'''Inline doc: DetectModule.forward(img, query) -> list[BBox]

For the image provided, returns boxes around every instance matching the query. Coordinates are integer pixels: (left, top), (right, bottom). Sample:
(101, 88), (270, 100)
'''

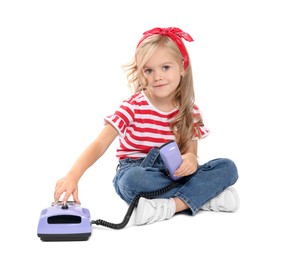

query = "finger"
(174, 163), (185, 175)
(54, 189), (63, 203)
(61, 191), (72, 205)
(174, 164), (187, 176)
(55, 179), (63, 190)
(73, 189), (80, 204)
(54, 183), (68, 202)
(174, 167), (191, 177)
(173, 171), (184, 178)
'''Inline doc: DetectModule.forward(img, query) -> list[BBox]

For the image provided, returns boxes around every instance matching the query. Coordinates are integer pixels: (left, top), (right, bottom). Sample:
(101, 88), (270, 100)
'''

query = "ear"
(180, 68), (185, 77)
(180, 60), (186, 75)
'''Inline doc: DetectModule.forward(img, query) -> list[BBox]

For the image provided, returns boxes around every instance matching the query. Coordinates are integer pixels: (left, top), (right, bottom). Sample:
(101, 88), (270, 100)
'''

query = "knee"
(117, 166), (146, 189)
(114, 166), (147, 203)
(204, 158), (238, 184)
(220, 158), (238, 184)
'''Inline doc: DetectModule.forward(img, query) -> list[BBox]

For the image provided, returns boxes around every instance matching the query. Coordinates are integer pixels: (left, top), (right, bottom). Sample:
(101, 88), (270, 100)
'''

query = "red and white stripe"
(105, 91), (209, 159)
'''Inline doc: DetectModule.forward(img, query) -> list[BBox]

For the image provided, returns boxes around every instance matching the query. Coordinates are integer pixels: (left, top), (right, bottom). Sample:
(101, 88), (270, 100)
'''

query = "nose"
(153, 70), (163, 82)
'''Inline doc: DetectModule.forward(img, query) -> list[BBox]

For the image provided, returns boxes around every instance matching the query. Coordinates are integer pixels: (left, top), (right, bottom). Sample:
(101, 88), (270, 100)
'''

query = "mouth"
(153, 83), (167, 88)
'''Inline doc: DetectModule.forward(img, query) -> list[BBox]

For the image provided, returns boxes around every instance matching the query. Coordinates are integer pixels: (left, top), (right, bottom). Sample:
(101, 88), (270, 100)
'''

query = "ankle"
(174, 197), (189, 212)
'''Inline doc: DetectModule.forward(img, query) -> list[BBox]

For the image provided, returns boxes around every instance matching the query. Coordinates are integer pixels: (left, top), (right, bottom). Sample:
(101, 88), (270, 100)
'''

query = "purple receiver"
(159, 141), (183, 181)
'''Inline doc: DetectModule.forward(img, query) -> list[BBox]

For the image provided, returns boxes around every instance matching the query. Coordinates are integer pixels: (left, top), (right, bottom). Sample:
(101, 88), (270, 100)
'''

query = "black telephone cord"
(91, 181), (180, 229)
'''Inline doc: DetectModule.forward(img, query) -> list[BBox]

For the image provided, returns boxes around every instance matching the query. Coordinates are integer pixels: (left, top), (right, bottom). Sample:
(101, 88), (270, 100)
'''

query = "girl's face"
(142, 46), (183, 110)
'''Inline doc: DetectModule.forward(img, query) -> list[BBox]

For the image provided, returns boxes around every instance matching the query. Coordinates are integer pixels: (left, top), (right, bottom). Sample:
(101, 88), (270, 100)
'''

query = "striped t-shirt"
(104, 91), (209, 159)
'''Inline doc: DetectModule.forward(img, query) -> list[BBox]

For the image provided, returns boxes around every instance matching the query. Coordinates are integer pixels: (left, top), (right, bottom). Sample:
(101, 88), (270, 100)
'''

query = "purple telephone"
(37, 141), (184, 241)
(159, 141), (183, 181)
(37, 201), (92, 241)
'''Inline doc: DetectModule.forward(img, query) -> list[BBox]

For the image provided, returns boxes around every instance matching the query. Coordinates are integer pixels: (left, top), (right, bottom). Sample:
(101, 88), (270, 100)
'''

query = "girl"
(54, 27), (239, 226)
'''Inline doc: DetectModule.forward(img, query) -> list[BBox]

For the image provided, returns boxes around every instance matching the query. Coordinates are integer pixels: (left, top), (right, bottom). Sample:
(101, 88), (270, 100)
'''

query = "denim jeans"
(113, 148), (238, 215)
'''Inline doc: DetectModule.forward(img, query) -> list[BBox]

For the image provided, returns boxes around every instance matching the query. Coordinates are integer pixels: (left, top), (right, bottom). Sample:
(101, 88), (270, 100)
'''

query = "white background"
(1, 0), (295, 259)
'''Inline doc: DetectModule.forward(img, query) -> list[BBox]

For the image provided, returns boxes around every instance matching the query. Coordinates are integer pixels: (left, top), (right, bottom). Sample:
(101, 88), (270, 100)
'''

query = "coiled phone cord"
(91, 181), (180, 229)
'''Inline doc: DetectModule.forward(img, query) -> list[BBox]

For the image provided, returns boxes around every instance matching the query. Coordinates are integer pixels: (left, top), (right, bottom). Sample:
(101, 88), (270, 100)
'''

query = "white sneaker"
(201, 187), (240, 212)
(135, 198), (176, 225)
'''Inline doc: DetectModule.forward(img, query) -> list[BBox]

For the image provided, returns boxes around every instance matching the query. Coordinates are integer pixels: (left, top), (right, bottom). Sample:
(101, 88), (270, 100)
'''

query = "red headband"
(137, 27), (194, 70)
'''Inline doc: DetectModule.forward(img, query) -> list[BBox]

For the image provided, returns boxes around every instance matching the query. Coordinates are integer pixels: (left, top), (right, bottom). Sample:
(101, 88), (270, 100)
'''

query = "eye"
(144, 68), (153, 74)
(162, 65), (170, 71)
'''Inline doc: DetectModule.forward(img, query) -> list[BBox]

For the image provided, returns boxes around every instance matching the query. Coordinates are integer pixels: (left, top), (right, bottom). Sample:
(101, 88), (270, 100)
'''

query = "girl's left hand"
(173, 153), (198, 178)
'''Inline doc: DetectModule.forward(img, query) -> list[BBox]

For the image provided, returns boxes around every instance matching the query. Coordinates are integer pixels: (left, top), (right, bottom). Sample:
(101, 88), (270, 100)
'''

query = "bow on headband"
(137, 27), (194, 70)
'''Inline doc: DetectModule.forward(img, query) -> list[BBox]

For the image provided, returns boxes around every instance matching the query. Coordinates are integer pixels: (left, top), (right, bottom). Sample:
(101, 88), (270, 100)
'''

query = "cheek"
(172, 75), (182, 86)
(145, 76), (153, 85)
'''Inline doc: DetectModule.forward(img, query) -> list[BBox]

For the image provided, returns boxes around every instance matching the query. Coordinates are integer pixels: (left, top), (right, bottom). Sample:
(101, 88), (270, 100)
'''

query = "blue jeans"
(113, 148), (238, 215)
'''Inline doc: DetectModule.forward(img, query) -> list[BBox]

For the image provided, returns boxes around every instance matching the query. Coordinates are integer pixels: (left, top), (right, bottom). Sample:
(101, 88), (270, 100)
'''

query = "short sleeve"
(196, 124), (210, 139)
(104, 100), (135, 138)
(193, 105), (210, 140)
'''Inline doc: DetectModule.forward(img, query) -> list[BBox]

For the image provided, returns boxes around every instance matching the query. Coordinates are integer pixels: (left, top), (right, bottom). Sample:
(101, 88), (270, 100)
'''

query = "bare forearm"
(66, 124), (118, 181)
(67, 139), (103, 181)
(54, 124), (118, 203)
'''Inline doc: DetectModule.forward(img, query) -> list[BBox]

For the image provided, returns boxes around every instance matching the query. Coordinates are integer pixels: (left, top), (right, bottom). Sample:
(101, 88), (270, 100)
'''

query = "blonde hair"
(122, 35), (204, 154)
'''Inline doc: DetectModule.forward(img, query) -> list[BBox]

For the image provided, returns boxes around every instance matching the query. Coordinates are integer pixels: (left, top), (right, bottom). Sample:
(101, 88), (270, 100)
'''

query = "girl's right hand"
(54, 176), (80, 205)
